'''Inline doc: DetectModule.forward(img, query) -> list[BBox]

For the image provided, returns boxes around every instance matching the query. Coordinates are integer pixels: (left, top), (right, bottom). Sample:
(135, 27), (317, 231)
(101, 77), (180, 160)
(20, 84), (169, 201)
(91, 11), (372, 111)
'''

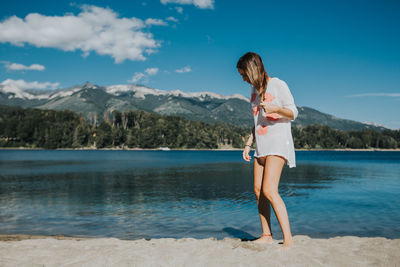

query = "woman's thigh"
(262, 155), (285, 193)
(254, 156), (265, 191)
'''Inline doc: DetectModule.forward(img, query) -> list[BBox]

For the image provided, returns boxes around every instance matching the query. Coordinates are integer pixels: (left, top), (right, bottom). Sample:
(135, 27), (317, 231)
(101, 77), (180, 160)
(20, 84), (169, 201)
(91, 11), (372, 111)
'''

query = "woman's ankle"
(283, 237), (294, 244)
(283, 235), (293, 241)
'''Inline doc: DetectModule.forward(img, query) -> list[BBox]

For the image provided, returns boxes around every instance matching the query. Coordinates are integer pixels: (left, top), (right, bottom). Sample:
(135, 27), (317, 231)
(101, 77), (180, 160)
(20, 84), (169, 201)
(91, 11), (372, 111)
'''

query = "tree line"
(292, 124), (399, 149)
(0, 105), (399, 149)
(0, 105), (247, 149)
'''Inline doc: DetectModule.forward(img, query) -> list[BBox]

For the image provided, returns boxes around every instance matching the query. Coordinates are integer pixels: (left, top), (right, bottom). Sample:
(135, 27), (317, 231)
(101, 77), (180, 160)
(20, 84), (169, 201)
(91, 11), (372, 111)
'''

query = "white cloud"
(346, 93), (400, 97)
(165, 16), (179, 22)
(0, 5), (160, 63)
(1, 78), (59, 90)
(161, 0), (214, 9)
(175, 66), (191, 73)
(145, 67), (159, 75)
(145, 18), (168, 26)
(3, 62), (45, 71)
(128, 67), (159, 83)
(128, 73), (146, 83)
(175, 7), (184, 13)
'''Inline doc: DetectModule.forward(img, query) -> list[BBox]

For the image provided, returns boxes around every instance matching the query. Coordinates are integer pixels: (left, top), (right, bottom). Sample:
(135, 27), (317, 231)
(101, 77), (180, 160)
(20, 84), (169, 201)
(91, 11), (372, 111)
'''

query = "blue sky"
(1, 0), (399, 128)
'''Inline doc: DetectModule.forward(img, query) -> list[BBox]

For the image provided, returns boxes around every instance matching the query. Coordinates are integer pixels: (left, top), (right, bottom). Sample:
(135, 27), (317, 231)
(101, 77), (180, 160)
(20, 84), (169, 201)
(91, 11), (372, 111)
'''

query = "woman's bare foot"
(278, 238), (294, 251)
(252, 235), (273, 244)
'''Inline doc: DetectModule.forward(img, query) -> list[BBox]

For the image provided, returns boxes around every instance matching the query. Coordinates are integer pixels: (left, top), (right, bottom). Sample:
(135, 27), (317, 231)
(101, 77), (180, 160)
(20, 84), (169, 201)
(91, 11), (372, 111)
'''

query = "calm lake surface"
(0, 150), (399, 240)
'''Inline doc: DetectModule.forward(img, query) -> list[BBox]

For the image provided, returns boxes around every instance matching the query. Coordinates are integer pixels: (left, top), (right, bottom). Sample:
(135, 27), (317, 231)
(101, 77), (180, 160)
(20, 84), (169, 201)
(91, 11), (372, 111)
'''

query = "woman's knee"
(262, 187), (279, 202)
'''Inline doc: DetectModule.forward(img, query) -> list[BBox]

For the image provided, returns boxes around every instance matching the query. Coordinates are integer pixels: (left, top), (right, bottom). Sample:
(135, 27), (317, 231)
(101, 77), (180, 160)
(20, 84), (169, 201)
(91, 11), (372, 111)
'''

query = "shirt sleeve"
(279, 80), (298, 121)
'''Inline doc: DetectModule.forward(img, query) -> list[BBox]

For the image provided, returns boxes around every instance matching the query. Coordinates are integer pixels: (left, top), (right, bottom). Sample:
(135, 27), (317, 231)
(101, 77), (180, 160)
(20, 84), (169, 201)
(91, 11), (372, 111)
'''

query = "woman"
(237, 52), (298, 248)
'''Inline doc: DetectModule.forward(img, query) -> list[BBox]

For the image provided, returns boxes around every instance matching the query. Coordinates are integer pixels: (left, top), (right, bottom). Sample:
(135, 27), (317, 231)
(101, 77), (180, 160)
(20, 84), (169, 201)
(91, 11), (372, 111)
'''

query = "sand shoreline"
(0, 234), (93, 242)
(0, 234), (399, 266)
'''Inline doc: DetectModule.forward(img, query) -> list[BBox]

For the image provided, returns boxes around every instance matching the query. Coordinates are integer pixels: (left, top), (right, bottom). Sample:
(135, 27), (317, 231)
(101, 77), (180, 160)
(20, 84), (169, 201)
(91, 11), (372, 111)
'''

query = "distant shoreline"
(1, 147), (400, 152)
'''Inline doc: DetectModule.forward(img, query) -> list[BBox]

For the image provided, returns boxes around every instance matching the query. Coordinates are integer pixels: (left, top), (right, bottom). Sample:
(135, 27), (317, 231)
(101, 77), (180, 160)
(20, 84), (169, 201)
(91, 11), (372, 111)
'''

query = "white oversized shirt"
(250, 77), (298, 168)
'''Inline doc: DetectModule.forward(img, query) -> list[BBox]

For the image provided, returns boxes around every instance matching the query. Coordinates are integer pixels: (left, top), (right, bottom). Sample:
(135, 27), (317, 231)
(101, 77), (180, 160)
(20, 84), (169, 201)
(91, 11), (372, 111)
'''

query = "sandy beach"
(0, 234), (399, 266)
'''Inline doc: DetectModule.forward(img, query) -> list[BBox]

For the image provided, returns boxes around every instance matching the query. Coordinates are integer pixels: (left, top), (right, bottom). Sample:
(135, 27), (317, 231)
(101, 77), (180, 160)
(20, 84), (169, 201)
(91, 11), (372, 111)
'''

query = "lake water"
(0, 150), (399, 240)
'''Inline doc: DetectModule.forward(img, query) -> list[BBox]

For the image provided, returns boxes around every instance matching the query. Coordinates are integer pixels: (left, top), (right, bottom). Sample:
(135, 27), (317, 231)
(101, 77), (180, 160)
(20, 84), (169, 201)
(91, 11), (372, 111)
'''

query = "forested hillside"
(0, 105), (247, 149)
(0, 105), (399, 150)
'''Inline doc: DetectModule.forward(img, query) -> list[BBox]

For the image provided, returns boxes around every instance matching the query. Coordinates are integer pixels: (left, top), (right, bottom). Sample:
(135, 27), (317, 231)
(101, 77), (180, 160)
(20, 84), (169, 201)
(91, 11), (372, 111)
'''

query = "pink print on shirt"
(266, 113), (280, 121)
(263, 92), (275, 103)
(256, 125), (268, 136)
(262, 92), (279, 121)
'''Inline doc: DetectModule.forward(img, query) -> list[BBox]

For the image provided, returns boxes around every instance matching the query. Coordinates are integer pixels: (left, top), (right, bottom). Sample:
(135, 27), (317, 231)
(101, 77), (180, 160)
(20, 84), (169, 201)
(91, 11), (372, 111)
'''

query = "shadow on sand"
(223, 227), (257, 241)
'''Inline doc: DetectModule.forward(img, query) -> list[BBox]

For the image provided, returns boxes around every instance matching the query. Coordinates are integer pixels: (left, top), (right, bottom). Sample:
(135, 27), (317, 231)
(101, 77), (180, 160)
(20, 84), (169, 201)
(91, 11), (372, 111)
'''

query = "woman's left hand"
(243, 145), (251, 162)
(259, 102), (280, 114)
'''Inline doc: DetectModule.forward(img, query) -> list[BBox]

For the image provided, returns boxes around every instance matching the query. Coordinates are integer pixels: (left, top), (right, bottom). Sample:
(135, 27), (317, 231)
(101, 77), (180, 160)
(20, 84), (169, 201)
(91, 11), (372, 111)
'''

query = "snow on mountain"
(47, 83), (98, 100)
(364, 121), (386, 128)
(0, 81), (250, 102)
(106, 84), (250, 102)
(106, 84), (170, 99)
(0, 82), (100, 100)
(48, 88), (81, 99)
(0, 83), (48, 100)
(169, 89), (249, 102)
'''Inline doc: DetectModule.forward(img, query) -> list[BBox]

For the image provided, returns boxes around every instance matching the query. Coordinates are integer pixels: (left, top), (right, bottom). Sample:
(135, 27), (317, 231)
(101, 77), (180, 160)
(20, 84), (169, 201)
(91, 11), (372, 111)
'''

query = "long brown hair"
(236, 52), (269, 101)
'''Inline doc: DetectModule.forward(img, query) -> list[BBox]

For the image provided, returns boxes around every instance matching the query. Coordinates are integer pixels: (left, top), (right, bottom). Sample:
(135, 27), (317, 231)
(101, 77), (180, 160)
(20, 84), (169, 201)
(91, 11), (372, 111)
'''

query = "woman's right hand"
(243, 145), (251, 162)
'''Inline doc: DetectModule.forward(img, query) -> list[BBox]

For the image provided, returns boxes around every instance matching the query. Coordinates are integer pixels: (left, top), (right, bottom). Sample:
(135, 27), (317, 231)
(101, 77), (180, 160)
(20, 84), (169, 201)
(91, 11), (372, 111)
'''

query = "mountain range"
(0, 81), (387, 131)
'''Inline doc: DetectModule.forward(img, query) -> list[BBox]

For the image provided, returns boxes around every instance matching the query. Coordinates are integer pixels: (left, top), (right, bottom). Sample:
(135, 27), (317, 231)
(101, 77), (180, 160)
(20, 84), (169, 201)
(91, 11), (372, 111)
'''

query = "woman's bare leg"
(252, 156), (273, 244)
(262, 155), (294, 247)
